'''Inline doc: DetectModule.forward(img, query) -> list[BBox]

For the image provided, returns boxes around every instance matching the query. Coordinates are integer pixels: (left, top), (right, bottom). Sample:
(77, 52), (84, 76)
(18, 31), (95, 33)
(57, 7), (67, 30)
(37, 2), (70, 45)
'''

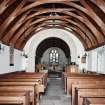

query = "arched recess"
(35, 37), (71, 68)
(24, 28), (85, 72)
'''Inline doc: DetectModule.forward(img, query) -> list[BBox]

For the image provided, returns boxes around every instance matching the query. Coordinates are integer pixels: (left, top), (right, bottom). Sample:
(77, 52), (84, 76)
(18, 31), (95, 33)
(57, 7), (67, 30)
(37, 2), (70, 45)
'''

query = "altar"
(48, 65), (62, 78)
(49, 65), (62, 72)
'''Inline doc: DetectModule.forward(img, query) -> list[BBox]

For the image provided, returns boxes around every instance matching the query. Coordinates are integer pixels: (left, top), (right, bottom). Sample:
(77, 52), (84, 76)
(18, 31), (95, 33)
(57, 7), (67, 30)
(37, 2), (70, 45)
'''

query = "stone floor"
(39, 78), (71, 105)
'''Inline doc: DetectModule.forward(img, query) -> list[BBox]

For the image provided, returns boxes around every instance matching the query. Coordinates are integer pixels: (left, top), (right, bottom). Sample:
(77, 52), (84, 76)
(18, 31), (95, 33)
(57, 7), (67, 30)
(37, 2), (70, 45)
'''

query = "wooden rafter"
(0, 0), (105, 51)
(0, 0), (26, 39)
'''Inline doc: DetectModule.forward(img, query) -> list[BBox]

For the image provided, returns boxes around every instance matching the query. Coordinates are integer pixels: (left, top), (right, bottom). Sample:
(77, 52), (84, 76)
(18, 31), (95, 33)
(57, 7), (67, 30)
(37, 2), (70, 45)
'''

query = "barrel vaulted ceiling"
(0, 0), (105, 51)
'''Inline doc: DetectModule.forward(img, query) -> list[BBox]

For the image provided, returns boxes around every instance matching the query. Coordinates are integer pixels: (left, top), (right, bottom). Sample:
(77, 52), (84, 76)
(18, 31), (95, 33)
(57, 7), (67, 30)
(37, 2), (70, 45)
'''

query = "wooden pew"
(63, 70), (105, 105)
(0, 72), (48, 91)
(77, 89), (105, 105)
(0, 77), (44, 100)
(83, 97), (105, 105)
(0, 78), (40, 105)
(72, 84), (105, 105)
(0, 77), (45, 93)
(0, 91), (30, 105)
(0, 70), (26, 76)
(0, 82), (39, 105)
(64, 72), (105, 94)
(0, 72), (48, 105)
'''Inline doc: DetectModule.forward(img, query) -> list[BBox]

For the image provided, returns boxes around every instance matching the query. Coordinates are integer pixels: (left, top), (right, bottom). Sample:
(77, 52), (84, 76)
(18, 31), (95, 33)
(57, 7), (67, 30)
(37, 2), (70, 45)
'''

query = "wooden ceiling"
(0, 0), (105, 51)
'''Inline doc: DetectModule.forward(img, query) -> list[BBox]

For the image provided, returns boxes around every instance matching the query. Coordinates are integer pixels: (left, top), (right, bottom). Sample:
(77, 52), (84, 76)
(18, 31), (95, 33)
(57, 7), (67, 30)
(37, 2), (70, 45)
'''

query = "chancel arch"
(24, 28), (85, 72)
(35, 37), (70, 71)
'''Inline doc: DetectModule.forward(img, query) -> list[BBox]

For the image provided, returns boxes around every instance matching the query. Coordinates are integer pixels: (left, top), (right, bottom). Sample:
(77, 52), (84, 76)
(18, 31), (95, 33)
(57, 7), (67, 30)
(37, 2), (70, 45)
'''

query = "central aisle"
(39, 78), (71, 105)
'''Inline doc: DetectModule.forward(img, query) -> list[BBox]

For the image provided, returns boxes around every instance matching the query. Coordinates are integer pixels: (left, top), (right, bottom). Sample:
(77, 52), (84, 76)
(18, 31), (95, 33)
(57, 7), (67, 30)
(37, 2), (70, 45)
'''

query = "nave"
(1, 0), (105, 105)
(39, 78), (70, 105)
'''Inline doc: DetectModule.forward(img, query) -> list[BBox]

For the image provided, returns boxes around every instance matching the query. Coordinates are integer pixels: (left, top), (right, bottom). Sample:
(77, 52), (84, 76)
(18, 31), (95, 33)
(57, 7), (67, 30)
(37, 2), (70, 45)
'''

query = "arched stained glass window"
(50, 49), (59, 64)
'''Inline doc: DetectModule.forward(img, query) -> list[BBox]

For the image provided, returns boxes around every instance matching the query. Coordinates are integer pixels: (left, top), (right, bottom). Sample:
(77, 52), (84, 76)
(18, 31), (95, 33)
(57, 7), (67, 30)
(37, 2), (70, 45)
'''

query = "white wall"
(0, 44), (22, 74)
(1, 30), (105, 74)
(24, 28), (85, 72)
(87, 46), (105, 73)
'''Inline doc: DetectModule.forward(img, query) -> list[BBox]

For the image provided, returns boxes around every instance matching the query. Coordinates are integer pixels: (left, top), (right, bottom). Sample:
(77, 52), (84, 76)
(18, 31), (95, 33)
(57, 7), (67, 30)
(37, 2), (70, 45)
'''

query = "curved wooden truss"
(0, 0), (105, 51)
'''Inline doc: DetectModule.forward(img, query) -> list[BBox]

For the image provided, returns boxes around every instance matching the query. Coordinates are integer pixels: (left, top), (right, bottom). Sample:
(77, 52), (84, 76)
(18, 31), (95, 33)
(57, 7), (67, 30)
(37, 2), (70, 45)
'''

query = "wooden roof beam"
(76, 10), (105, 43)
(26, 0), (79, 2)
(19, 1), (103, 44)
(2, 11), (30, 43)
(91, 0), (105, 14)
(16, 20), (91, 49)
(0, 0), (26, 39)
(80, 0), (105, 37)
(1, 8), (74, 43)
(18, 25), (88, 50)
(26, 9), (98, 45)
(9, 19), (32, 44)
(0, 0), (17, 15)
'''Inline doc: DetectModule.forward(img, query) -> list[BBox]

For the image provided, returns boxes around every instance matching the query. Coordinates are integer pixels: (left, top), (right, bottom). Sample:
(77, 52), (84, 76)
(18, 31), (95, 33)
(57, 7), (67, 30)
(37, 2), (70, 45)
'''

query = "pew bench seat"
(72, 84), (105, 105)
(0, 83), (37, 105)
(0, 91), (30, 105)
(77, 89), (105, 105)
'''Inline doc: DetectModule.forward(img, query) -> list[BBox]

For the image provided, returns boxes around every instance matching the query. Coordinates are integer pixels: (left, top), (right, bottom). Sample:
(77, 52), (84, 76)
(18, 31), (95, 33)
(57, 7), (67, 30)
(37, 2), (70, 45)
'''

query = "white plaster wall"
(87, 50), (98, 72)
(24, 28), (85, 72)
(92, 51), (98, 72)
(87, 51), (92, 71)
(87, 46), (105, 74)
(0, 44), (22, 74)
(101, 52), (105, 73)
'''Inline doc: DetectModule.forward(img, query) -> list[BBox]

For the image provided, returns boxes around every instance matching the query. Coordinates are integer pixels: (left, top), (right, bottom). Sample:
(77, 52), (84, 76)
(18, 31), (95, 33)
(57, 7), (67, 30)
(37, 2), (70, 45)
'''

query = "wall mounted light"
(77, 56), (80, 58)
(81, 53), (87, 63)
(81, 56), (86, 63)
(21, 50), (28, 58)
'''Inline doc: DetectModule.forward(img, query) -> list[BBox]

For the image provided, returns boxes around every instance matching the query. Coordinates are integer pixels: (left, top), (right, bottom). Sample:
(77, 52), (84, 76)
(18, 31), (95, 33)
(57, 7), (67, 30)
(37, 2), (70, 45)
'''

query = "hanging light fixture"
(50, 3), (58, 17)
(49, 3), (59, 26)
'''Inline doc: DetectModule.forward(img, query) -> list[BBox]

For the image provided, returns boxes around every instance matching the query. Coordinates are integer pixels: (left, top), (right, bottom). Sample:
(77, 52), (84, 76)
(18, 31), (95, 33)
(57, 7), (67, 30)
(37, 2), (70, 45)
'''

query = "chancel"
(1, 0), (105, 105)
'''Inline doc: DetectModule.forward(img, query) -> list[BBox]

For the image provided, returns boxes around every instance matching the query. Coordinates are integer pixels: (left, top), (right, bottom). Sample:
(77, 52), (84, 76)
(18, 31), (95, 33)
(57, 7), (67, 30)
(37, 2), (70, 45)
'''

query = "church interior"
(1, 0), (105, 105)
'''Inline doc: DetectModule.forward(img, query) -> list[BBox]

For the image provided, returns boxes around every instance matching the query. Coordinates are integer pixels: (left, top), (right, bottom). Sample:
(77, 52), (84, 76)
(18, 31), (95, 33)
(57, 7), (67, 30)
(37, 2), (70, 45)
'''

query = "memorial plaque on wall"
(10, 44), (14, 66)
